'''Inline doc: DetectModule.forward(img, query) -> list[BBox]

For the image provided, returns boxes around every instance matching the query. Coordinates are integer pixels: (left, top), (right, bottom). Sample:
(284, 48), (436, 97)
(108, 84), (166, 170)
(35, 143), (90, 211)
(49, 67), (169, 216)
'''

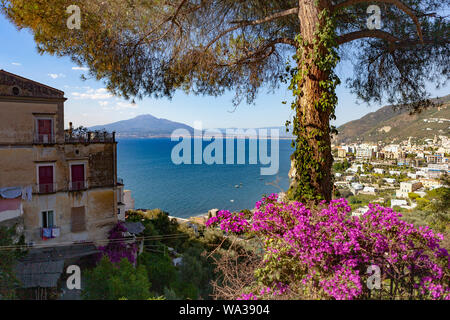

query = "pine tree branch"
(229, 8), (300, 26)
(205, 8), (299, 50)
(216, 37), (294, 67)
(337, 29), (448, 48)
(133, 0), (190, 50)
(337, 30), (401, 44)
(333, 0), (424, 42)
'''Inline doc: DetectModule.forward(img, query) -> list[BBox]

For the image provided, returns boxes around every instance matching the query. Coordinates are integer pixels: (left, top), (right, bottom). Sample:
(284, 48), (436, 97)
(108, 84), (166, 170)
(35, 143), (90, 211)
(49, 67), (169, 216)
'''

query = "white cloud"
(48, 73), (66, 79)
(72, 87), (112, 100)
(11, 62), (21, 66)
(72, 66), (89, 71)
(99, 101), (109, 106)
(116, 102), (138, 109)
(102, 101), (138, 111)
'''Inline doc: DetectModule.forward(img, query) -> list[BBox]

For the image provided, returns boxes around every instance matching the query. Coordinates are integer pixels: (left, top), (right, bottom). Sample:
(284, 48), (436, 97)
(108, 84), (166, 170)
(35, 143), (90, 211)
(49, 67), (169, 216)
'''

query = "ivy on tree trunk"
(287, 1), (340, 202)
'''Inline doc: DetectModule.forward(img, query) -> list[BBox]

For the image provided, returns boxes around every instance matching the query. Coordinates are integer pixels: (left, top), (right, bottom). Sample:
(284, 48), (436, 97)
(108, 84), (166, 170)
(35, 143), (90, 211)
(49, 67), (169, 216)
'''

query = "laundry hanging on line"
(0, 186), (33, 201)
(0, 186), (22, 199)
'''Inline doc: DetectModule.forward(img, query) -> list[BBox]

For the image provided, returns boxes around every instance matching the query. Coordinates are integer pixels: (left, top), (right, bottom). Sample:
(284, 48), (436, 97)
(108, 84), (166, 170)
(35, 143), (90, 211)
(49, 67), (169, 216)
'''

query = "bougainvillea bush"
(98, 222), (138, 264)
(206, 194), (449, 300)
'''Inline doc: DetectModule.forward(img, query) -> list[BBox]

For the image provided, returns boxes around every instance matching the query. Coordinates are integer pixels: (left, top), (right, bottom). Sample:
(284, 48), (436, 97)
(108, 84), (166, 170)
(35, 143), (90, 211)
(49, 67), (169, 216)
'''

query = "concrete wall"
(0, 100), (64, 144)
(124, 190), (135, 212)
(0, 142), (116, 191)
(22, 188), (117, 245)
(0, 142), (118, 244)
(0, 97), (118, 245)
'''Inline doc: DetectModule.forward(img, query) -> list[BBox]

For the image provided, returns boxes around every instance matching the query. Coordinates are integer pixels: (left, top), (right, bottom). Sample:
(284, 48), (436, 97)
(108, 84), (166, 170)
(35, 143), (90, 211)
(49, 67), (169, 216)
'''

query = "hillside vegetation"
(335, 95), (450, 144)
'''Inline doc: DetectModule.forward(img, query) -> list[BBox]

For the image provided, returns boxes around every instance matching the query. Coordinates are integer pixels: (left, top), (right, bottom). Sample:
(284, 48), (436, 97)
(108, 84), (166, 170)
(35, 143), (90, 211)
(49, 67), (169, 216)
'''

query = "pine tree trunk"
(288, 0), (334, 202)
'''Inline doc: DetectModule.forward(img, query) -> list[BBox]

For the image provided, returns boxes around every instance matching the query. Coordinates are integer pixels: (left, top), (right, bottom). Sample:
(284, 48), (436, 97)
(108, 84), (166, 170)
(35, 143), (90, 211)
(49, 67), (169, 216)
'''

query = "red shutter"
(71, 164), (85, 190)
(38, 119), (52, 143)
(39, 166), (54, 193)
(38, 119), (52, 134)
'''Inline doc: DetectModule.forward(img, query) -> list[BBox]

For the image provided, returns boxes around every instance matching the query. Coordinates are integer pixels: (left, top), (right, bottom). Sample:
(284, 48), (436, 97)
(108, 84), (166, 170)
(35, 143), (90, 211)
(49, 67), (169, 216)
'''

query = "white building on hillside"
(407, 172), (417, 179)
(391, 199), (408, 208)
(362, 186), (376, 194)
(396, 181), (423, 198)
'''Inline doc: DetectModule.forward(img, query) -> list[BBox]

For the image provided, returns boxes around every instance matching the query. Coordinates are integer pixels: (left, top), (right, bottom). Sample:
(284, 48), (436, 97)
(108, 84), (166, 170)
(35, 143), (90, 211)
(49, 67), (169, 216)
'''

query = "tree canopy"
(0, 226), (25, 299)
(82, 256), (151, 300)
(2, 0), (447, 107)
(2, 0), (448, 200)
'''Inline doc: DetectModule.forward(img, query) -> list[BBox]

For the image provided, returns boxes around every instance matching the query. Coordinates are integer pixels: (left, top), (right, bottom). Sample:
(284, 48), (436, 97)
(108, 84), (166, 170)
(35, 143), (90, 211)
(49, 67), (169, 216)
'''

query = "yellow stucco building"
(0, 70), (121, 245)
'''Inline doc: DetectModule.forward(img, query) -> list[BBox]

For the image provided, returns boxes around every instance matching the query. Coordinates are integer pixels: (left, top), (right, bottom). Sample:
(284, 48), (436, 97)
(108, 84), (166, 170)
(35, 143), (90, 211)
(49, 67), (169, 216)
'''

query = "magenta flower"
(207, 194), (450, 300)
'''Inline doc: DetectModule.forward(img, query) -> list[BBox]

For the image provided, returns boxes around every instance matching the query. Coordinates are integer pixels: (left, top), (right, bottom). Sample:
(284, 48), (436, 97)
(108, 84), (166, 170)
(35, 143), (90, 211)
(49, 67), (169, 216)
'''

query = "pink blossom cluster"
(206, 194), (450, 300)
(98, 221), (138, 264)
(237, 292), (257, 300)
(319, 265), (363, 300)
(238, 283), (289, 300)
(206, 210), (249, 234)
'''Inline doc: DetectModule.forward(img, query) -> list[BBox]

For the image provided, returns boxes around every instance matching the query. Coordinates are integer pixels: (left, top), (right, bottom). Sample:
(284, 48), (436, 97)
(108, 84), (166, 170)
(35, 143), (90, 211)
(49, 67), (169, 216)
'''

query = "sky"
(0, 14), (448, 130)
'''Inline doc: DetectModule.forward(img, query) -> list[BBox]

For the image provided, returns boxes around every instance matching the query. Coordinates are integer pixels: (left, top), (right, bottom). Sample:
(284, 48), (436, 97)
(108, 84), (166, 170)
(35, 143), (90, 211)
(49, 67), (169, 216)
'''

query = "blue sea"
(117, 138), (294, 218)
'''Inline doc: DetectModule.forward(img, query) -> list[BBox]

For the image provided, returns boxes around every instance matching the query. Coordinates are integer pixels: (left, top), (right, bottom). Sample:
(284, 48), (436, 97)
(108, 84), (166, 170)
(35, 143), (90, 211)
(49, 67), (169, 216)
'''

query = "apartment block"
(0, 70), (120, 245)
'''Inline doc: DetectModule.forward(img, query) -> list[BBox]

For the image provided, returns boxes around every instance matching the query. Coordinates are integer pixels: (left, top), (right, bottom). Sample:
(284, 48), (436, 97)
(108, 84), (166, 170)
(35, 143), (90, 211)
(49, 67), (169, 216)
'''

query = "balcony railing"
(36, 183), (57, 194)
(33, 133), (56, 144)
(69, 180), (88, 191)
(65, 130), (115, 144)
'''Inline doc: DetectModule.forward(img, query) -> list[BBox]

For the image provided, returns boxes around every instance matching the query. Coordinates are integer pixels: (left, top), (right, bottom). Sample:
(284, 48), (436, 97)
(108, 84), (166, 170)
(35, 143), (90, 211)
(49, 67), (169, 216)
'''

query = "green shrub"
(177, 247), (215, 299)
(83, 256), (151, 300)
(139, 252), (177, 294)
(408, 192), (419, 200)
(173, 281), (199, 300)
(0, 226), (25, 299)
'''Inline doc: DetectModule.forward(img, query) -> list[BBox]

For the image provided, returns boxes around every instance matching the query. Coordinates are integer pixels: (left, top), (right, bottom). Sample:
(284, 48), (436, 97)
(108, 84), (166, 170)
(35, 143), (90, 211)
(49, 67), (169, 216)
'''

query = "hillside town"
(332, 134), (450, 215)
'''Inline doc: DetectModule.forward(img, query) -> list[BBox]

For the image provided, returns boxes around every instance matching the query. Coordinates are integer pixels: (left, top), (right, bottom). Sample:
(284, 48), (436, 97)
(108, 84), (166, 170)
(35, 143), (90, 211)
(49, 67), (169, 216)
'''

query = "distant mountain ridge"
(90, 115), (294, 138)
(90, 114), (194, 137)
(333, 95), (450, 144)
(90, 95), (450, 140)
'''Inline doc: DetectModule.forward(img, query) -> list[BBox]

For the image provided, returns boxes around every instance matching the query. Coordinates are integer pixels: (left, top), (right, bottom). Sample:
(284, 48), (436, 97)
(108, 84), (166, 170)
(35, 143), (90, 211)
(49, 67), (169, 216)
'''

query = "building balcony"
(69, 180), (88, 191)
(33, 133), (56, 144)
(33, 180), (119, 194)
(65, 130), (115, 144)
(35, 183), (57, 194)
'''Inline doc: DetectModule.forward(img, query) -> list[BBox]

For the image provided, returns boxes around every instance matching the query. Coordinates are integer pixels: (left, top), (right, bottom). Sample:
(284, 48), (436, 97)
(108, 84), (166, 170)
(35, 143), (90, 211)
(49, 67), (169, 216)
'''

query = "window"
(38, 165), (54, 193)
(70, 164), (86, 190)
(36, 118), (54, 143)
(42, 210), (55, 228)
